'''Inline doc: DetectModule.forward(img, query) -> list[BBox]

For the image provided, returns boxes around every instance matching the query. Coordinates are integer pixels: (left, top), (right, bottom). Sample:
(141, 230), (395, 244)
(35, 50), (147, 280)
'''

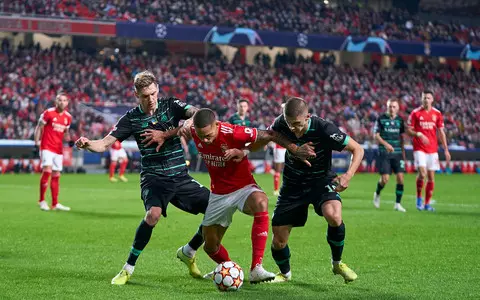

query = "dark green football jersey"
(110, 97), (191, 177)
(228, 113), (251, 126)
(373, 113), (405, 154)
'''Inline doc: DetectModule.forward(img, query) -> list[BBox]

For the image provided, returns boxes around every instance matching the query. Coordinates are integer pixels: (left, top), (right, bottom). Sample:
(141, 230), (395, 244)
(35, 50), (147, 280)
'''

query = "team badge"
(432, 115), (437, 122)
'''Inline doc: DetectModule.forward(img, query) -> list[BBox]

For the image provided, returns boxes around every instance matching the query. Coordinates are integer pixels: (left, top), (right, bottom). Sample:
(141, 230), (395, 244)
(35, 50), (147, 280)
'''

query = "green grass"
(0, 173), (479, 300)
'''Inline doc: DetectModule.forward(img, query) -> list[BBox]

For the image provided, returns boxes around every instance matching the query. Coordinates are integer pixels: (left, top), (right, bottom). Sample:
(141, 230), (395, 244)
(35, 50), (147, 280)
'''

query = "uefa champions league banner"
(116, 22), (480, 59)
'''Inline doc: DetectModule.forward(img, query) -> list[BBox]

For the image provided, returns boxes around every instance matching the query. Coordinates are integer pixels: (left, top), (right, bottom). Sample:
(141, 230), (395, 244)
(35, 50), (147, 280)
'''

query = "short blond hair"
(134, 70), (156, 92)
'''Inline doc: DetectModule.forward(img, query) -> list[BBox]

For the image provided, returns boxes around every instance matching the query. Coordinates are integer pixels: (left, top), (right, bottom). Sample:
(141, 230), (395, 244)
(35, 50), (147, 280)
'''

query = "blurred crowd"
(1, 0), (480, 44)
(1, 44), (479, 148)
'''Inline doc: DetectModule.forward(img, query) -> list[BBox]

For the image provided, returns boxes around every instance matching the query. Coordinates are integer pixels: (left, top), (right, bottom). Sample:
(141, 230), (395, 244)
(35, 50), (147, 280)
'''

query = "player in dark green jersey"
(227, 99), (251, 126)
(372, 98), (407, 212)
(76, 71), (209, 285)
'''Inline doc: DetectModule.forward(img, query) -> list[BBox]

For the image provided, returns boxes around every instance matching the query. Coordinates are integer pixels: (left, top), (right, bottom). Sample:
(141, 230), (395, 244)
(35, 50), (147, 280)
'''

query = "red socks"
(109, 161), (117, 178)
(416, 178), (424, 198)
(51, 174), (60, 207)
(119, 160), (128, 176)
(208, 244), (231, 264)
(39, 171), (51, 202)
(273, 172), (280, 191)
(251, 211), (269, 270)
(425, 181), (434, 205)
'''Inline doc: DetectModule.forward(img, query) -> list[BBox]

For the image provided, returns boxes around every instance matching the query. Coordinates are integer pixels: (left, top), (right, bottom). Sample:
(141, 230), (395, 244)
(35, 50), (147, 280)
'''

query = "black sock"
(127, 220), (154, 266)
(327, 222), (345, 262)
(396, 184), (404, 204)
(375, 181), (385, 194)
(271, 244), (291, 274)
(187, 225), (204, 250)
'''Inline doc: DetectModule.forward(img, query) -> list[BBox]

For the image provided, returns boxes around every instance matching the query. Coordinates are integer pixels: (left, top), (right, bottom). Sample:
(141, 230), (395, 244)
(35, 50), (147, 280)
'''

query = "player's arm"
(438, 127), (451, 162)
(252, 129), (315, 162)
(177, 102), (199, 140)
(76, 135), (117, 152)
(34, 121), (44, 146)
(375, 133), (394, 153)
(141, 127), (182, 152)
(400, 134), (407, 162)
(335, 137), (364, 192)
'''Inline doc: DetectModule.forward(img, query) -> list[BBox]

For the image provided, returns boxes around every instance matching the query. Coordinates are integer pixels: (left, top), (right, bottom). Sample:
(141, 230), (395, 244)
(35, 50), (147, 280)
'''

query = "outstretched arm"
(251, 129), (315, 160)
(76, 135), (117, 153)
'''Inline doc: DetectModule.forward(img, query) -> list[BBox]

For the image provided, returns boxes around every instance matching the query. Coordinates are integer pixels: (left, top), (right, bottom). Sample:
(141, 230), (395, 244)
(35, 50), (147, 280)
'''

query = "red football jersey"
(39, 108), (72, 154)
(191, 122), (258, 195)
(407, 107), (444, 154)
(111, 140), (122, 150)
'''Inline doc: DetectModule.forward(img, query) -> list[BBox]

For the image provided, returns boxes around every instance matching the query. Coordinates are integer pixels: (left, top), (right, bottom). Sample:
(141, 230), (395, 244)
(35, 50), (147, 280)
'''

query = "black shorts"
(140, 172), (209, 217)
(272, 180), (342, 227)
(377, 154), (405, 175)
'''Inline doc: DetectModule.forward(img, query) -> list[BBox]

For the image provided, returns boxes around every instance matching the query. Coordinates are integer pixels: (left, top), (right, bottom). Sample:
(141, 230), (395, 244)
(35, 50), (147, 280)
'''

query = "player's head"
(387, 98), (400, 117)
(134, 70), (159, 112)
(55, 92), (69, 112)
(193, 108), (218, 144)
(237, 99), (249, 116)
(283, 97), (311, 137)
(421, 90), (434, 108)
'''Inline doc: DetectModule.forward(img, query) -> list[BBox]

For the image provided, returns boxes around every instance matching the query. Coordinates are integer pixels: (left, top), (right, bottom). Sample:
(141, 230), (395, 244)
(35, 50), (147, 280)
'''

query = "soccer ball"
(213, 261), (244, 292)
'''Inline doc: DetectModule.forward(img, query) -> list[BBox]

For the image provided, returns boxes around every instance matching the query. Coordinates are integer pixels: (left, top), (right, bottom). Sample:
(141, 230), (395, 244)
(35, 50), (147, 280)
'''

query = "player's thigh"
(272, 225), (292, 249)
(391, 156), (405, 174)
(171, 175), (210, 215)
(312, 183), (342, 225)
(52, 153), (63, 172)
(426, 153), (440, 171)
(202, 192), (239, 228)
(377, 154), (392, 175)
(242, 188), (268, 215)
(274, 162), (284, 172)
(40, 150), (54, 168)
(272, 186), (310, 228)
(414, 151), (427, 168)
(140, 174), (175, 217)
(110, 149), (119, 162)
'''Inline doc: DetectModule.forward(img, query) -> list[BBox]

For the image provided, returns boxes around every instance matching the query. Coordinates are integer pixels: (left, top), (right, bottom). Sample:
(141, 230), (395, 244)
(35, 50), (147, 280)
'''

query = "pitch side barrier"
(0, 15), (479, 59)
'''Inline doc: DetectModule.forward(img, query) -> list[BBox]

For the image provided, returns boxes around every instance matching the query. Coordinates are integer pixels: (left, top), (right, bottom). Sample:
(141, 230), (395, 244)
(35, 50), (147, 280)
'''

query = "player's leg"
(172, 177), (211, 278)
(271, 225), (293, 282)
(273, 162), (282, 196)
(118, 150), (129, 182)
(51, 153), (69, 211)
(392, 156), (406, 212)
(373, 154), (390, 208)
(112, 176), (172, 285)
(39, 150), (53, 211)
(203, 224), (230, 263)
(109, 150), (118, 182)
(414, 151), (427, 210)
(318, 187), (357, 283)
(424, 170), (436, 211)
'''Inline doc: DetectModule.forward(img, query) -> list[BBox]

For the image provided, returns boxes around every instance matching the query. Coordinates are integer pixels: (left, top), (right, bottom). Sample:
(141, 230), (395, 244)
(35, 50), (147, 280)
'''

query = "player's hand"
(75, 137), (91, 149)
(141, 129), (167, 152)
(224, 148), (245, 163)
(293, 142), (316, 167)
(444, 150), (451, 163)
(333, 172), (352, 192)
(418, 133), (430, 145)
(178, 119), (193, 140)
(385, 143), (394, 153)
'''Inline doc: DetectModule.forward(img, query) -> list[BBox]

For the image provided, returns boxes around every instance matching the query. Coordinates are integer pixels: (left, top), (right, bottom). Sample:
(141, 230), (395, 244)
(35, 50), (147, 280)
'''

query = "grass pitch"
(0, 173), (479, 299)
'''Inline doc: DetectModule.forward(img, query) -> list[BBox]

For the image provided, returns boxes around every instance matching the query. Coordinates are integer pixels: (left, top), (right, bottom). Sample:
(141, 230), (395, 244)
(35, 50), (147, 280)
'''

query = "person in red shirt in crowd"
(34, 93), (73, 211)
(407, 90), (451, 211)
(109, 139), (129, 183)
(190, 108), (314, 283)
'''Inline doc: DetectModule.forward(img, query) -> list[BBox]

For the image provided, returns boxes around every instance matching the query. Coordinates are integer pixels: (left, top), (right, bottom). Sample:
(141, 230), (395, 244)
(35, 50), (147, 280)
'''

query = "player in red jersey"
(34, 93), (73, 211)
(109, 139), (129, 183)
(407, 90), (451, 211)
(272, 143), (286, 196)
(190, 108), (314, 283)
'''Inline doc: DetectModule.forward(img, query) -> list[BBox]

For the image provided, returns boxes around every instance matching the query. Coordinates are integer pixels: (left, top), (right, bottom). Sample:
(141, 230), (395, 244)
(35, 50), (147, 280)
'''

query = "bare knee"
(418, 168), (427, 180)
(381, 175), (390, 185)
(272, 235), (288, 250)
(203, 235), (220, 254)
(324, 211), (342, 227)
(396, 173), (404, 184)
(272, 226), (290, 250)
(145, 207), (162, 226)
(427, 171), (435, 182)
(245, 192), (268, 214)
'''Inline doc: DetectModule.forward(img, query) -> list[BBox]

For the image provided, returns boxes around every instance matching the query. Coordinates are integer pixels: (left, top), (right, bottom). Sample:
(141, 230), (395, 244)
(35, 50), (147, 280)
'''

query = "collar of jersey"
(138, 102), (158, 115)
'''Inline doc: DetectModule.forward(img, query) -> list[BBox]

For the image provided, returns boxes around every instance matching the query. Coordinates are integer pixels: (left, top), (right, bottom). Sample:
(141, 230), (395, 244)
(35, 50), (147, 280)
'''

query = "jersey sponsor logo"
(330, 133), (343, 142)
(200, 153), (227, 167)
(384, 127), (400, 133)
(419, 121), (436, 130)
(52, 123), (67, 133)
